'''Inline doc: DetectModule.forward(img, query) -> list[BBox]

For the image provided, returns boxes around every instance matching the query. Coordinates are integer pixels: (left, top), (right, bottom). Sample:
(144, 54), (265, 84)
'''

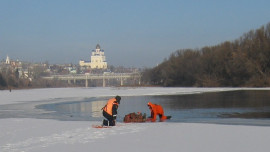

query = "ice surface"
(1, 87), (270, 152)
(1, 87), (243, 105)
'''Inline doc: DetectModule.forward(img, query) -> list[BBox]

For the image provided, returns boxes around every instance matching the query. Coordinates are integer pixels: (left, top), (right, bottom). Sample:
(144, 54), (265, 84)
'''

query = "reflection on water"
(37, 99), (108, 121)
(151, 90), (270, 109)
(35, 90), (270, 126)
(91, 101), (107, 117)
(151, 90), (270, 122)
(57, 100), (107, 118)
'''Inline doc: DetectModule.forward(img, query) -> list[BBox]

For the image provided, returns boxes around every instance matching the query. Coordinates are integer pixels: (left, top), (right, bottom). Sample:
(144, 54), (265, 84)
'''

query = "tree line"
(142, 22), (270, 87)
(0, 66), (72, 90)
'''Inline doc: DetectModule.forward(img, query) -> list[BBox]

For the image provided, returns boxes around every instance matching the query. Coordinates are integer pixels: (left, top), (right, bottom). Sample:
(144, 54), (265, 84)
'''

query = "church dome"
(96, 44), (100, 49)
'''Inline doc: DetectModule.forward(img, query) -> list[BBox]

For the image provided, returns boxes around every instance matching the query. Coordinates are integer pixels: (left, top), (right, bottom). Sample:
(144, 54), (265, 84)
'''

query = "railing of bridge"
(42, 72), (141, 80)
(42, 72), (142, 87)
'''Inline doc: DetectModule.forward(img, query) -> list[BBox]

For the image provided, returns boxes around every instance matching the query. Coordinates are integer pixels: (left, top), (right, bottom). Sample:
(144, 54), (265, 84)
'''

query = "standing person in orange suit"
(147, 102), (171, 122)
(102, 95), (121, 126)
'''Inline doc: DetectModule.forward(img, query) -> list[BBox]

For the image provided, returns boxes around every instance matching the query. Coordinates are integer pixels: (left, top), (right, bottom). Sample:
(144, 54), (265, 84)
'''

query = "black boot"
(103, 119), (109, 126)
(167, 116), (172, 119)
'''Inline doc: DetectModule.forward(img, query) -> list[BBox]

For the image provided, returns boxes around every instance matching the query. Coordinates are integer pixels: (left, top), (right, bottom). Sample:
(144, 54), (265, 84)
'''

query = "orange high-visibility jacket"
(148, 102), (167, 122)
(103, 98), (118, 116)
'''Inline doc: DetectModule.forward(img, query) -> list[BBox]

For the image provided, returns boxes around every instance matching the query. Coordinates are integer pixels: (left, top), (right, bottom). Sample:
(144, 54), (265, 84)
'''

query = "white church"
(79, 44), (108, 69)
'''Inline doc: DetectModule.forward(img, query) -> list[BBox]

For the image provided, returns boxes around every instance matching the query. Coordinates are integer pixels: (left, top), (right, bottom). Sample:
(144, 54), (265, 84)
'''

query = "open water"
(35, 90), (270, 126)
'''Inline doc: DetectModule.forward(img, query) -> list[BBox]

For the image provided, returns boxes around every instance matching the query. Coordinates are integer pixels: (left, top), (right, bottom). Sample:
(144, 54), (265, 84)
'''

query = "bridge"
(42, 72), (142, 87)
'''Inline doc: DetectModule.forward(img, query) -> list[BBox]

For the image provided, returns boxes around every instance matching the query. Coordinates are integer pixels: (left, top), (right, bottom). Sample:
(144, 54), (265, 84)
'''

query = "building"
(79, 44), (108, 69)
(6, 55), (10, 64)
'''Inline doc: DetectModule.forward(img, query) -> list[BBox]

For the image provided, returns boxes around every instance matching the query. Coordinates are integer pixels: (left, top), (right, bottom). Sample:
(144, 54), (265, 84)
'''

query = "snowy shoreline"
(1, 118), (270, 152)
(2, 87), (270, 105)
(1, 87), (270, 152)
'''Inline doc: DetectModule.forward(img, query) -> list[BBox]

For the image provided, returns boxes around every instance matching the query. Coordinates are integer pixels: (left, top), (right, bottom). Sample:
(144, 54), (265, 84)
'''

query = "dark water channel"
(35, 90), (270, 126)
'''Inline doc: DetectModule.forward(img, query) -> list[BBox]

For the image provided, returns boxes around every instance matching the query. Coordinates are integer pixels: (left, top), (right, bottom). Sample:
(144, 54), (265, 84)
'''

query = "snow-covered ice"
(1, 87), (270, 152)
(0, 87), (242, 105)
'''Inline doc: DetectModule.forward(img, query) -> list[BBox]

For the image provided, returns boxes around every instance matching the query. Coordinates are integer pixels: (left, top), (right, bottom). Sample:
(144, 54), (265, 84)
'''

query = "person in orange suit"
(102, 95), (121, 126)
(147, 102), (171, 122)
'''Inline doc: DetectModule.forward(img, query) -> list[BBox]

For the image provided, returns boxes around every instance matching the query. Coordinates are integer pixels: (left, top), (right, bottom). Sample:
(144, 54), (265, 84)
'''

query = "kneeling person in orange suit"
(147, 102), (171, 122)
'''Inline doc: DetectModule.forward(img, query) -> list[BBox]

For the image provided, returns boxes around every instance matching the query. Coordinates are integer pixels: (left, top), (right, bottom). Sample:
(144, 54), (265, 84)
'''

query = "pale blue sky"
(1, 0), (270, 67)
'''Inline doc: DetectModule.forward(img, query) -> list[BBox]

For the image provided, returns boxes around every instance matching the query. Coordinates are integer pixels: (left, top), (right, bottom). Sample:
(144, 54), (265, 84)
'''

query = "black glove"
(113, 115), (117, 120)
